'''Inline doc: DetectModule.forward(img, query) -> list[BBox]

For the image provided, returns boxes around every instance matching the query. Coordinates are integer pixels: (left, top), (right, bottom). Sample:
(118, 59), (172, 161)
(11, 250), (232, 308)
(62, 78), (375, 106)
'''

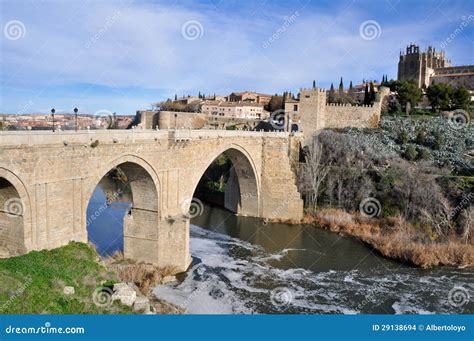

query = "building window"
(293, 104), (298, 111)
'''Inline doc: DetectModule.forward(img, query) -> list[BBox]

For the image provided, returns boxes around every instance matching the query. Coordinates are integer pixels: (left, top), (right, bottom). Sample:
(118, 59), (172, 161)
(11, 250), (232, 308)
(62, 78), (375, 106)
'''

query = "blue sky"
(1, 0), (473, 115)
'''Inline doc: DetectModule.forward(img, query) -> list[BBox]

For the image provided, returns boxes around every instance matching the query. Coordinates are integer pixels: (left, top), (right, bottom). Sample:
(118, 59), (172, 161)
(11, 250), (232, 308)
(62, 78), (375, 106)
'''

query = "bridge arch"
(188, 144), (260, 217)
(84, 155), (160, 258)
(0, 167), (31, 257)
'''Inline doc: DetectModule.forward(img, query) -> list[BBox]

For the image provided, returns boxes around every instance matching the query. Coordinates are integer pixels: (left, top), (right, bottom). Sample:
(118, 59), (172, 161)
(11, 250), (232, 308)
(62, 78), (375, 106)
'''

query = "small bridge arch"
(0, 167), (31, 257)
(84, 154), (161, 260)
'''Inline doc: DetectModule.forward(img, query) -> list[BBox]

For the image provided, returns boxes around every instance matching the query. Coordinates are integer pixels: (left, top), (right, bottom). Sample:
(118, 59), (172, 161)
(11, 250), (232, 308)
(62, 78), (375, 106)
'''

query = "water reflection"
(86, 177), (132, 257)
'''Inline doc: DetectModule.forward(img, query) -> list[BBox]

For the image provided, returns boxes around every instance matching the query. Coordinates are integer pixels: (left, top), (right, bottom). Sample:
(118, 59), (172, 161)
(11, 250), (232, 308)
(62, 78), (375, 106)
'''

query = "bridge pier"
(124, 211), (191, 272)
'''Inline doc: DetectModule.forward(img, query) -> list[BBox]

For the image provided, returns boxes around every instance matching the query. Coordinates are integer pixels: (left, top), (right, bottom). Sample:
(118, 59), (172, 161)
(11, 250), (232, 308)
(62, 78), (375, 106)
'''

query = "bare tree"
(459, 206), (473, 243)
(300, 140), (330, 214)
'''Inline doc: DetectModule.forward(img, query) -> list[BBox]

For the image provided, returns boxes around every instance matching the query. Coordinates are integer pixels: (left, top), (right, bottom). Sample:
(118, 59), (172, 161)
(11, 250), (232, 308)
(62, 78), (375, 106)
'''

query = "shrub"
(416, 130), (427, 145)
(398, 130), (409, 144)
(418, 147), (431, 160)
(404, 145), (418, 161)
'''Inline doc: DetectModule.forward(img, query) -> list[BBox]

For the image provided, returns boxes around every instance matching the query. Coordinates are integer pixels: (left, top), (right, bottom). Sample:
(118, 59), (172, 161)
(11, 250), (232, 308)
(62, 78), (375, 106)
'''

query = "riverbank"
(267, 208), (474, 269)
(0, 242), (182, 314)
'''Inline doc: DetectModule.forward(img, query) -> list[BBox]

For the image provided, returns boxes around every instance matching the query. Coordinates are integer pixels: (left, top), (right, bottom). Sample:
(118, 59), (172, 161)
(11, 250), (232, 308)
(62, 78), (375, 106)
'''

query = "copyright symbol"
(418, 325), (424, 331)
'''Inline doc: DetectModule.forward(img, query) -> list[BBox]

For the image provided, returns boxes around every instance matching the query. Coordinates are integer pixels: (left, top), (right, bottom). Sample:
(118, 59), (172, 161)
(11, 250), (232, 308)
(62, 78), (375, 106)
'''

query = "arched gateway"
(0, 130), (303, 274)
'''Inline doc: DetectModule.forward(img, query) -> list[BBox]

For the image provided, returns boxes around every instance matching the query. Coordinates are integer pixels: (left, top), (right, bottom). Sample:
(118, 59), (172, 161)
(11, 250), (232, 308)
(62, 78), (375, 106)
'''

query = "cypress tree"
(363, 84), (370, 105)
(328, 83), (335, 103)
(338, 77), (344, 103)
(313, 80), (316, 88)
(174, 94), (177, 101)
(369, 82), (376, 104)
(348, 81), (354, 103)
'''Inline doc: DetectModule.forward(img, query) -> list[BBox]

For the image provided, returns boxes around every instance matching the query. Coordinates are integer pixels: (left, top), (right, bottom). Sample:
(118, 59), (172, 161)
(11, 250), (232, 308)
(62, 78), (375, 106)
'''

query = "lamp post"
(51, 108), (56, 132)
(174, 113), (177, 130)
(74, 107), (78, 131)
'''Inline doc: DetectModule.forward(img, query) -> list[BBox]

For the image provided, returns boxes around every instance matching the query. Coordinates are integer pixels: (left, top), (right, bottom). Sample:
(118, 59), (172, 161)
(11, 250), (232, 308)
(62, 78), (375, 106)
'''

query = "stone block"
(63, 286), (75, 295)
(133, 296), (150, 313)
(112, 288), (137, 307)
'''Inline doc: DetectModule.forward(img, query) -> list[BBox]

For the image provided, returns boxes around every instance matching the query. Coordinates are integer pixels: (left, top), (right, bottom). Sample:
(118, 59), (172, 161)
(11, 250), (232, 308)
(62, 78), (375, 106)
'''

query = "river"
(87, 184), (473, 314)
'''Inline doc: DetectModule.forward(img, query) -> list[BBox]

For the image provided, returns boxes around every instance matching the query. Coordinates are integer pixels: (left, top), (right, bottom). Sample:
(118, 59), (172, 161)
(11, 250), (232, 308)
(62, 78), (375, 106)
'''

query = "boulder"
(133, 296), (150, 313)
(112, 288), (137, 306)
(161, 275), (177, 284)
(63, 286), (75, 295)
(113, 282), (130, 292)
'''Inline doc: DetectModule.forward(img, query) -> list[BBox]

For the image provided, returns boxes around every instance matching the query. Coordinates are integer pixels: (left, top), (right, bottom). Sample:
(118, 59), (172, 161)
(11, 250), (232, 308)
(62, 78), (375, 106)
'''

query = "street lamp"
(74, 107), (78, 132)
(51, 108), (56, 132)
(174, 113), (177, 130)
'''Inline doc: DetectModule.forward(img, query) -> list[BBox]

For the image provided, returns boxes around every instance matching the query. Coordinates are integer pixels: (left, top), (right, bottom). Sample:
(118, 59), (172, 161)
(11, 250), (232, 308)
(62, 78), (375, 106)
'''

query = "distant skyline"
(1, 0), (473, 115)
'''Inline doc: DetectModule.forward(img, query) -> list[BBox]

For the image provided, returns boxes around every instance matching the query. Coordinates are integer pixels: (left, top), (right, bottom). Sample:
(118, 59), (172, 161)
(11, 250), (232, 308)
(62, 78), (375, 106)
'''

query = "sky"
(0, 0), (473, 115)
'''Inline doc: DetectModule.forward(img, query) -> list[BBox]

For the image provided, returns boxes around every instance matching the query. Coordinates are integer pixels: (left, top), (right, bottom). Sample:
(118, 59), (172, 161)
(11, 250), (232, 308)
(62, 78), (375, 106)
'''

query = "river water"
(87, 184), (473, 314)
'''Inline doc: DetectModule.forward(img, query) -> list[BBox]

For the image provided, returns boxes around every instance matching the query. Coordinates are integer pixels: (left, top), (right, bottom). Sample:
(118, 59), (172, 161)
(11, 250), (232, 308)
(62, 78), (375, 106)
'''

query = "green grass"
(0, 242), (133, 314)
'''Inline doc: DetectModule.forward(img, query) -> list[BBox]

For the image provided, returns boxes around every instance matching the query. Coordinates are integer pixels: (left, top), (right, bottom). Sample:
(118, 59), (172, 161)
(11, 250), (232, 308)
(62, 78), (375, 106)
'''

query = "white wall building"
(201, 101), (266, 119)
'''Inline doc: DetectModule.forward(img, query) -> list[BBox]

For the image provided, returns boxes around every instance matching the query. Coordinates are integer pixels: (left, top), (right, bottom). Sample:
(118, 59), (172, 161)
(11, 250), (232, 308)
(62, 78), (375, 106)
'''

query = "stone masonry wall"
(0, 130), (303, 272)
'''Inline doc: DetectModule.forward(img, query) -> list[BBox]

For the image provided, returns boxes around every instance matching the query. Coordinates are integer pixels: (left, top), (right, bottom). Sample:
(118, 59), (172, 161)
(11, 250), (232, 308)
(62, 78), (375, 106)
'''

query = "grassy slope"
(0, 242), (132, 314)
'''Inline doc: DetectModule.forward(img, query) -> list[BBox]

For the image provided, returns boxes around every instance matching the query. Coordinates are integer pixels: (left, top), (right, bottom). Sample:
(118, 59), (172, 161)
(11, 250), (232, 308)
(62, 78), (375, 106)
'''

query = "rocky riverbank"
(0, 242), (183, 314)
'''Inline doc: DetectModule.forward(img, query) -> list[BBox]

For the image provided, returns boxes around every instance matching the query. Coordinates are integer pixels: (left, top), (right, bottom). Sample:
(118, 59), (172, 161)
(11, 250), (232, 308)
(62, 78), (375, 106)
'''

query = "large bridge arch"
(188, 144), (261, 217)
(0, 167), (32, 257)
(83, 154), (161, 260)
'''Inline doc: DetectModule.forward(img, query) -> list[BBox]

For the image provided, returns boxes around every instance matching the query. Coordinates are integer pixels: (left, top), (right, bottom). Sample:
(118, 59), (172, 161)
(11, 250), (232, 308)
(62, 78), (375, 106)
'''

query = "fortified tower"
(398, 43), (450, 87)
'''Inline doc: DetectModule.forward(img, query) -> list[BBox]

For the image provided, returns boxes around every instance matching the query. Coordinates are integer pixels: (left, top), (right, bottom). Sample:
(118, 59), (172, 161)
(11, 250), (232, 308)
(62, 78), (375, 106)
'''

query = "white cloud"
(0, 0), (471, 114)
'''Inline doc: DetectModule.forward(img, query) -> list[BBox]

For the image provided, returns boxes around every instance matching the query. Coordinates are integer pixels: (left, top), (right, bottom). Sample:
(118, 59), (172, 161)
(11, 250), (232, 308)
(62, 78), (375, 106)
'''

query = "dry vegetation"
(295, 120), (473, 269)
(304, 208), (474, 268)
(102, 252), (184, 314)
(103, 252), (180, 294)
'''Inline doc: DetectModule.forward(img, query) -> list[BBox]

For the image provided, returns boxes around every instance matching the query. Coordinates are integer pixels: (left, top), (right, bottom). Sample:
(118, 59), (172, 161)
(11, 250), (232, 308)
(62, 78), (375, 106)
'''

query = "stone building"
(398, 43), (474, 90)
(284, 87), (389, 141)
(201, 101), (267, 119)
(228, 91), (272, 106)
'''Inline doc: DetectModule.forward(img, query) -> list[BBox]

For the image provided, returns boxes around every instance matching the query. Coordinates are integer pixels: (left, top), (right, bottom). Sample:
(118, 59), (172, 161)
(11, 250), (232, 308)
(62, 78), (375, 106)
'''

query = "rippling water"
(86, 186), (473, 314)
(153, 206), (474, 314)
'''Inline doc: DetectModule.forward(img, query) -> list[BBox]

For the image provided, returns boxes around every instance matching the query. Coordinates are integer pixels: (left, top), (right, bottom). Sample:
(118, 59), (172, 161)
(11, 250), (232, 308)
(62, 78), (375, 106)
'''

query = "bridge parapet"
(0, 129), (302, 146)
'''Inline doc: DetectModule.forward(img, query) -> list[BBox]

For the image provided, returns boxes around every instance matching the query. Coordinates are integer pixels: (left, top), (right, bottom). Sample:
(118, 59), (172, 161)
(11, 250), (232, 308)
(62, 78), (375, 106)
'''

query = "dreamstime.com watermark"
(4, 322), (85, 335)
(3, 20), (26, 40)
(441, 15), (474, 48)
(434, 193), (473, 232)
(84, 10), (122, 49)
(86, 189), (123, 227)
(448, 286), (470, 308)
(181, 20), (204, 41)
(359, 197), (381, 218)
(0, 277), (32, 313)
(359, 20), (381, 41)
(262, 11), (300, 49)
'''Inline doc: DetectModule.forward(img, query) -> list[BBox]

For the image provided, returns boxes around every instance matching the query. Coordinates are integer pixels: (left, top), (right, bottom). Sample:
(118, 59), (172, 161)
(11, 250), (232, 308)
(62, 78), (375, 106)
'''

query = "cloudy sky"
(1, 0), (473, 115)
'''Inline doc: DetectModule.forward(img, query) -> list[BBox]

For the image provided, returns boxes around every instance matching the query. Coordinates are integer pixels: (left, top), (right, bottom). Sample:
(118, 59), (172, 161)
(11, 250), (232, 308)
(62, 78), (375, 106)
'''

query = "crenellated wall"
(323, 102), (381, 129)
(285, 86), (389, 141)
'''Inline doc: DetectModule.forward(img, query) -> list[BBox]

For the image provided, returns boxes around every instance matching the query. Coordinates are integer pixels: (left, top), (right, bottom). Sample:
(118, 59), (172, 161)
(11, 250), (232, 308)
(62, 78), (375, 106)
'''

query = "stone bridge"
(0, 129), (303, 272)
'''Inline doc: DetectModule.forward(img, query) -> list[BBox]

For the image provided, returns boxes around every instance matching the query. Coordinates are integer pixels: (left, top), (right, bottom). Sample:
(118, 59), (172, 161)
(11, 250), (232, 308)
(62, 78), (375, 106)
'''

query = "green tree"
(397, 81), (422, 110)
(267, 95), (284, 112)
(369, 82), (376, 104)
(452, 87), (471, 109)
(386, 79), (403, 92)
(363, 83), (370, 105)
(338, 77), (344, 103)
(328, 83), (336, 103)
(312, 80), (316, 88)
(426, 83), (453, 111)
(347, 80), (355, 103)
